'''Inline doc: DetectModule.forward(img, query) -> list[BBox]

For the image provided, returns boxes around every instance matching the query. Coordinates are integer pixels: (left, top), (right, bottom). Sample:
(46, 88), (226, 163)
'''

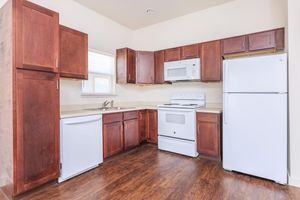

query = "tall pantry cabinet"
(0, 0), (60, 197)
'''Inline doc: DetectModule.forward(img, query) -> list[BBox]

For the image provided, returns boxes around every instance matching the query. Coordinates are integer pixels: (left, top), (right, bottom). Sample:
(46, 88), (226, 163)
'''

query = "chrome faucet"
(102, 100), (110, 108)
(110, 100), (114, 108)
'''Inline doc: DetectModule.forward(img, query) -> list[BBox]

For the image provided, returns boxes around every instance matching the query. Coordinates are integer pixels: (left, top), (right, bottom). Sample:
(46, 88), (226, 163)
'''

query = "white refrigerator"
(223, 53), (288, 184)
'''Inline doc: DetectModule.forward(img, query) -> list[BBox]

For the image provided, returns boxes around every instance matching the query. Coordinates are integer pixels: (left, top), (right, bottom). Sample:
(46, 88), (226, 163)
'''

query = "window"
(82, 50), (115, 96)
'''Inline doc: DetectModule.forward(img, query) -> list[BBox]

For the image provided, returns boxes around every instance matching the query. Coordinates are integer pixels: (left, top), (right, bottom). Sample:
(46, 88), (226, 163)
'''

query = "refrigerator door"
(223, 93), (287, 184)
(223, 53), (287, 93)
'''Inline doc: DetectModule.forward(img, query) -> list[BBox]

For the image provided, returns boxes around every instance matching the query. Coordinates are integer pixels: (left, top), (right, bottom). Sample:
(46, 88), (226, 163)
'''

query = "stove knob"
(174, 131), (176, 134)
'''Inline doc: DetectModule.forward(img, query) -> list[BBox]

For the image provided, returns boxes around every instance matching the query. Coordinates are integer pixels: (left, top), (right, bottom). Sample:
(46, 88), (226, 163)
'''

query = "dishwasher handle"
(63, 116), (102, 125)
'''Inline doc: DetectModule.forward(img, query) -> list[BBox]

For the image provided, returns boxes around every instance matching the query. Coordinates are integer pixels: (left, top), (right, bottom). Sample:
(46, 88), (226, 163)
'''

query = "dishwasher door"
(59, 115), (103, 183)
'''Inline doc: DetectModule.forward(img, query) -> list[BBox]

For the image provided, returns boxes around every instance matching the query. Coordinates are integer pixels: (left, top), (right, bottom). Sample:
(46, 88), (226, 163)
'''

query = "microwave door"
(164, 66), (188, 81)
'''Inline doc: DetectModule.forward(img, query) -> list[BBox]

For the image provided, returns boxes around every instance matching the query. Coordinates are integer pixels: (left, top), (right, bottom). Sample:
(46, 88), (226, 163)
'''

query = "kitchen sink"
(84, 107), (136, 111)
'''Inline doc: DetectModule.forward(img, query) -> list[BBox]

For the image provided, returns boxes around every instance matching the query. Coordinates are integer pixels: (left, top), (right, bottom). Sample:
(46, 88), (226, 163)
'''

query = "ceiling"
(74, 0), (234, 30)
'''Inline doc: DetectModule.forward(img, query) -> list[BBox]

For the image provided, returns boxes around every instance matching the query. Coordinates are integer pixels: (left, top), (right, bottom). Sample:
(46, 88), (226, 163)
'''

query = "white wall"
(130, 0), (287, 51)
(0, 0), (6, 8)
(288, 0), (300, 187)
(57, 0), (286, 106)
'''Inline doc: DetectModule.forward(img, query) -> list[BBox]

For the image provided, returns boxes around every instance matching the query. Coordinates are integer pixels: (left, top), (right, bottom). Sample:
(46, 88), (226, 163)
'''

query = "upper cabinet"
(222, 28), (284, 56)
(15, 0), (59, 73)
(59, 25), (88, 80)
(222, 36), (248, 55)
(116, 48), (136, 84)
(181, 44), (200, 60)
(164, 47), (181, 62)
(201, 40), (222, 82)
(154, 50), (165, 84)
(136, 51), (155, 84)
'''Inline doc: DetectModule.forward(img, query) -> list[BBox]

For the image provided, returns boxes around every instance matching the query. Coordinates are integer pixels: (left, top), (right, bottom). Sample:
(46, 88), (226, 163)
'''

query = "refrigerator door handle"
(224, 94), (228, 124)
(223, 61), (229, 92)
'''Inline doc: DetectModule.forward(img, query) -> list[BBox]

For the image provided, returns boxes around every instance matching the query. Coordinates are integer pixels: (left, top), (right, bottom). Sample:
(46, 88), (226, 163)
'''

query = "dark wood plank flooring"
(11, 145), (300, 200)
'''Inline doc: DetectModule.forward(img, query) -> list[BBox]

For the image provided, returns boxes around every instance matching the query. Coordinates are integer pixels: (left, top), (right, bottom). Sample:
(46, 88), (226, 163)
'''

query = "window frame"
(81, 49), (116, 97)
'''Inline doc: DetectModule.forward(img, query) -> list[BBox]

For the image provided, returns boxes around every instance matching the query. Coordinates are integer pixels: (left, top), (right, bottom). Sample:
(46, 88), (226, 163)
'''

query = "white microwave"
(164, 58), (201, 82)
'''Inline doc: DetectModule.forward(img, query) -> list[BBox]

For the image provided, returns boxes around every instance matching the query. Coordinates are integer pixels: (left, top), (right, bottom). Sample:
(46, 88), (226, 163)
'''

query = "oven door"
(158, 108), (196, 140)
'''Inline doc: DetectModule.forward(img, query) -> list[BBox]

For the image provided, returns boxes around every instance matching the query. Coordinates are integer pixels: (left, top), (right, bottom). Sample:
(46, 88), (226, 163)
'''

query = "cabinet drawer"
(103, 113), (123, 124)
(197, 113), (220, 123)
(123, 111), (138, 120)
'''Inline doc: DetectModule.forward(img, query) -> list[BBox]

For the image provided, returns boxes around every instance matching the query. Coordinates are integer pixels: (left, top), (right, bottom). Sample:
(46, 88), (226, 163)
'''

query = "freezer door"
(223, 93), (287, 184)
(223, 53), (287, 93)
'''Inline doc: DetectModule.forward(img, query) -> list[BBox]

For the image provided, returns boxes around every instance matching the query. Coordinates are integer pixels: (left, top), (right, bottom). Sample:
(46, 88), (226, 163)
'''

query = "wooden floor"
(8, 145), (300, 200)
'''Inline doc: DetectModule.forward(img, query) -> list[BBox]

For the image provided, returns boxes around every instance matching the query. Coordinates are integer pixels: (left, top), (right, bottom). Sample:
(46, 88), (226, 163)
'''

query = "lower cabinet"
(103, 110), (158, 159)
(138, 110), (147, 142)
(103, 121), (124, 159)
(124, 119), (139, 150)
(197, 112), (221, 160)
(15, 69), (60, 195)
(146, 110), (158, 144)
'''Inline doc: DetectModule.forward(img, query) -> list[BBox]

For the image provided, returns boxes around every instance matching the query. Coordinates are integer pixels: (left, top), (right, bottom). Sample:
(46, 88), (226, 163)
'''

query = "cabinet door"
(59, 25), (88, 79)
(201, 40), (222, 82)
(127, 48), (136, 83)
(146, 110), (158, 144)
(154, 51), (165, 84)
(15, 69), (60, 195)
(136, 51), (154, 84)
(248, 30), (276, 51)
(222, 36), (248, 55)
(138, 111), (146, 142)
(164, 48), (181, 62)
(197, 122), (220, 158)
(103, 122), (123, 159)
(124, 119), (139, 150)
(15, 0), (59, 72)
(116, 48), (136, 84)
(181, 44), (199, 60)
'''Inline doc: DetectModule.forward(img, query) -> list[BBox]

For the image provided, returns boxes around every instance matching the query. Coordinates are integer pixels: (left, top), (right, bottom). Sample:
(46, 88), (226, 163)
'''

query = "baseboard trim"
(289, 176), (300, 188)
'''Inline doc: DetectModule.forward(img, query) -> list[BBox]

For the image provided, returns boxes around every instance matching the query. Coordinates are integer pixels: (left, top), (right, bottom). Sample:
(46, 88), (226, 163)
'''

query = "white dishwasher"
(59, 114), (103, 183)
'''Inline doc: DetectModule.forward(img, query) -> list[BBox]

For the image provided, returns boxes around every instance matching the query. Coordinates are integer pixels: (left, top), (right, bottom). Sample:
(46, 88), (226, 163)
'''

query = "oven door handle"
(158, 108), (196, 112)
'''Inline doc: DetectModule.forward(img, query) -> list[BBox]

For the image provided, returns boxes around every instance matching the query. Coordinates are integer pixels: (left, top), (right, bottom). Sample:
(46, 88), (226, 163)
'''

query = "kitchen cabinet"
(124, 119), (139, 150)
(181, 44), (200, 60)
(59, 25), (88, 79)
(0, 0), (61, 197)
(15, 69), (60, 195)
(136, 51), (155, 84)
(15, 0), (59, 73)
(154, 50), (165, 84)
(116, 48), (136, 84)
(197, 113), (221, 160)
(138, 110), (147, 142)
(146, 110), (158, 144)
(103, 113), (124, 159)
(222, 36), (248, 55)
(201, 40), (222, 82)
(164, 47), (181, 62)
(248, 29), (284, 51)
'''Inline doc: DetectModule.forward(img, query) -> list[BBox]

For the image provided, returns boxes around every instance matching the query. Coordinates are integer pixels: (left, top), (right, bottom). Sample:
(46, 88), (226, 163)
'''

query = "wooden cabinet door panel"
(15, 69), (59, 195)
(146, 110), (158, 144)
(138, 111), (146, 142)
(181, 44), (199, 59)
(15, 0), (59, 72)
(124, 119), (139, 150)
(164, 48), (181, 62)
(222, 36), (248, 55)
(59, 25), (88, 79)
(127, 48), (136, 83)
(201, 41), (222, 82)
(103, 122), (123, 159)
(197, 122), (220, 158)
(248, 30), (276, 51)
(154, 50), (165, 84)
(136, 51), (154, 84)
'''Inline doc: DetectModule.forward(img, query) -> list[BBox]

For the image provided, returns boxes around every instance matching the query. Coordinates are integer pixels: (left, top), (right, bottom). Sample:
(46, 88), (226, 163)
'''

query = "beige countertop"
(61, 103), (222, 119)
